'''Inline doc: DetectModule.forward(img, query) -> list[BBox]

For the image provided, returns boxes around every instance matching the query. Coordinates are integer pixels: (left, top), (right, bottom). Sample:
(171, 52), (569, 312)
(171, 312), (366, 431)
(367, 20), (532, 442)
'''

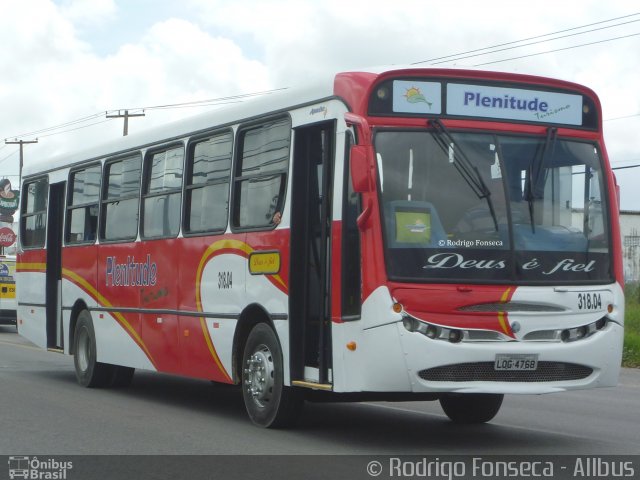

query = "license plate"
(494, 354), (538, 371)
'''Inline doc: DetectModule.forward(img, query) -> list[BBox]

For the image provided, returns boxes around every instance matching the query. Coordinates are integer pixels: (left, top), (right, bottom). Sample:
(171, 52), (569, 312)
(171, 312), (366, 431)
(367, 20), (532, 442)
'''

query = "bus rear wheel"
(241, 323), (303, 428)
(73, 310), (114, 388)
(439, 393), (504, 424)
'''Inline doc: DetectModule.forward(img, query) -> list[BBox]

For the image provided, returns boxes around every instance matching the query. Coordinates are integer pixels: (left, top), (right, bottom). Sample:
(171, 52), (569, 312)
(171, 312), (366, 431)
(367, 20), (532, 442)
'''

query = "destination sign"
(377, 78), (591, 127)
(447, 83), (583, 125)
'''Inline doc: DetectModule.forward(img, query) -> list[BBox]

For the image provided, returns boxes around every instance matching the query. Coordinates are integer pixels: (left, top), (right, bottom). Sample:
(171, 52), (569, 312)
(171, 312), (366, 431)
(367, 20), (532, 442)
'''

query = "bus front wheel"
(241, 323), (303, 428)
(439, 393), (504, 424)
(73, 310), (114, 388)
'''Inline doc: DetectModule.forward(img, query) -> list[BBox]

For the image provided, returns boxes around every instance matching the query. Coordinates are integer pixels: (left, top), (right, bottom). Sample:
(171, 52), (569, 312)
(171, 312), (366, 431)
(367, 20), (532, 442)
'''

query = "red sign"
(0, 227), (16, 247)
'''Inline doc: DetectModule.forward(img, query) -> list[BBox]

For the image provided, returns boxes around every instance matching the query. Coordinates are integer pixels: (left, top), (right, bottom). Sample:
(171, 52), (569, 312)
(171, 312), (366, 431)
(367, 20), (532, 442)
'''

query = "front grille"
(418, 362), (593, 383)
(458, 302), (565, 313)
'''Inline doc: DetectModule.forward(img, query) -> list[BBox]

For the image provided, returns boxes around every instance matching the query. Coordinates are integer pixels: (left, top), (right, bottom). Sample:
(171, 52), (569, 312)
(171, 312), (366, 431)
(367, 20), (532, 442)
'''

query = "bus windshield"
(375, 129), (612, 283)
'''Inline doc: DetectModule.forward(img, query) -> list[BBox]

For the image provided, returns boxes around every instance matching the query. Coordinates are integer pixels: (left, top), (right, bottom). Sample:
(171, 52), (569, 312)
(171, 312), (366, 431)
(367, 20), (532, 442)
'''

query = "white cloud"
(0, 1), (92, 139)
(138, 18), (271, 99)
(0, 2), (271, 166)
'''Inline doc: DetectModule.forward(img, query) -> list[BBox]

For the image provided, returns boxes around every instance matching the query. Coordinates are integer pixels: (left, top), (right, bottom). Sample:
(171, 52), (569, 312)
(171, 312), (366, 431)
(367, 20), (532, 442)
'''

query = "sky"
(0, 0), (639, 209)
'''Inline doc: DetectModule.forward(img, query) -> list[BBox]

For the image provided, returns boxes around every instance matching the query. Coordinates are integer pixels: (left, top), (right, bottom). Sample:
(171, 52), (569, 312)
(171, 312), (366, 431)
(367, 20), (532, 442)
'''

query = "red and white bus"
(17, 67), (624, 427)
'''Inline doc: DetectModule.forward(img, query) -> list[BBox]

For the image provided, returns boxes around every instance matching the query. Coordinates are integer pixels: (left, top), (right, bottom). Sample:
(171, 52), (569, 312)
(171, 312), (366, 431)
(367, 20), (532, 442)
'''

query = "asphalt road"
(1, 324), (639, 456)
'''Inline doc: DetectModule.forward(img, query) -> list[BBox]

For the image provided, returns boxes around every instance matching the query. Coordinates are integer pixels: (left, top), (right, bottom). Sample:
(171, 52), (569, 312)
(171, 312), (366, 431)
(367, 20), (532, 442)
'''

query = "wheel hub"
(244, 345), (275, 408)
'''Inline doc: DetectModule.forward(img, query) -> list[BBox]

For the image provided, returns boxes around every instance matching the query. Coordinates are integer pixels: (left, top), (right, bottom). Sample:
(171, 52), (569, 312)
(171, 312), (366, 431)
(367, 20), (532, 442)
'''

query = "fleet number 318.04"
(577, 292), (602, 310)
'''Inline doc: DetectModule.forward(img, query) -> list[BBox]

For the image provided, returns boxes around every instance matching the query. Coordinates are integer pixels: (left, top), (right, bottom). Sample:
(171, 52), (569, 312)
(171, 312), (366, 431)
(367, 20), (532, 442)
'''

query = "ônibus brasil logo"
(8, 456), (73, 479)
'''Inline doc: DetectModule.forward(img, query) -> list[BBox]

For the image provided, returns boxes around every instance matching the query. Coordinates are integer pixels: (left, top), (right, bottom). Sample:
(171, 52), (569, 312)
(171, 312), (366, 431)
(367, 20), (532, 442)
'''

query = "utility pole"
(106, 109), (145, 136)
(5, 138), (38, 188)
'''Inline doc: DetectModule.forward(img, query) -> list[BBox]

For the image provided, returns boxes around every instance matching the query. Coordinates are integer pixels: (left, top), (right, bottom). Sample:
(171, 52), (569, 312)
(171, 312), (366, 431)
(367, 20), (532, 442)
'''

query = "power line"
(139, 88), (289, 112)
(605, 113), (640, 122)
(457, 23), (640, 65)
(613, 164), (640, 171)
(7, 112), (105, 139)
(4, 88), (289, 141)
(36, 119), (113, 139)
(0, 149), (17, 165)
(143, 100), (243, 111)
(421, 17), (640, 66)
(611, 158), (640, 165)
(411, 12), (640, 65)
(473, 32), (640, 66)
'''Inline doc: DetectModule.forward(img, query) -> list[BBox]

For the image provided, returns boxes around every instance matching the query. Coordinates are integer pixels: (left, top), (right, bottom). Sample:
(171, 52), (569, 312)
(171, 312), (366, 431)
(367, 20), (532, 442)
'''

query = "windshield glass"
(375, 130), (611, 283)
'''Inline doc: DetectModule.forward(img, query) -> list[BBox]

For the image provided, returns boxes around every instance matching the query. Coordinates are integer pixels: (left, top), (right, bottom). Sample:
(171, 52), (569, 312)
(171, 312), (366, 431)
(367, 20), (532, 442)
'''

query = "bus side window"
(232, 117), (291, 230)
(184, 132), (233, 234)
(67, 164), (101, 244)
(20, 178), (48, 248)
(142, 146), (184, 239)
(101, 154), (142, 242)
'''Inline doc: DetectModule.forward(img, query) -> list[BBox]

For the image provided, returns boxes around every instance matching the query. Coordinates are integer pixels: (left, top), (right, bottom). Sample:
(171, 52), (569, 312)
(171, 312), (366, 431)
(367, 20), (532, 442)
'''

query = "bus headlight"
(448, 329), (462, 343)
(425, 325), (439, 339)
(401, 313), (463, 343)
(402, 316), (418, 332)
(561, 317), (608, 343)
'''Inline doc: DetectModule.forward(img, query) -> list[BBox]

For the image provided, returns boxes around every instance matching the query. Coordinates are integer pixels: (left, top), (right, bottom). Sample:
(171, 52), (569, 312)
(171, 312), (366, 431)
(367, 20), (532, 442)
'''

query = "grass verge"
(623, 287), (640, 368)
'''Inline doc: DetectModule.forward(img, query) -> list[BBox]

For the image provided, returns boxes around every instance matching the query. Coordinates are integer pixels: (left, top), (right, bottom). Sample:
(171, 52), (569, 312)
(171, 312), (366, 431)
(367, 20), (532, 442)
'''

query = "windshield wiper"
(431, 119), (498, 231)
(524, 127), (557, 233)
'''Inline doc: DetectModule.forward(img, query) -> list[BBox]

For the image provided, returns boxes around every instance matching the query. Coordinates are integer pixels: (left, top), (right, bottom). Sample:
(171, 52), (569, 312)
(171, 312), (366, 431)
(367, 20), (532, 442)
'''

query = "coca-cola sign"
(0, 227), (17, 247)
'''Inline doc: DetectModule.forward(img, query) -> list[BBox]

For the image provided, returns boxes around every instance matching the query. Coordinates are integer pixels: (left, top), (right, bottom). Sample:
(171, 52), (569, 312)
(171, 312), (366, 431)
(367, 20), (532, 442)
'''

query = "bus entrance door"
(46, 182), (65, 351)
(289, 121), (335, 389)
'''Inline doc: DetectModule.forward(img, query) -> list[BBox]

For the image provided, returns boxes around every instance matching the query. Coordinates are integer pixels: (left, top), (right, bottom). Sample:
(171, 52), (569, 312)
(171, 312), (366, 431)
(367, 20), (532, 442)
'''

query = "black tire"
(439, 393), (504, 424)
(241, 323), (303, 428)
(73, 310), (114, 388)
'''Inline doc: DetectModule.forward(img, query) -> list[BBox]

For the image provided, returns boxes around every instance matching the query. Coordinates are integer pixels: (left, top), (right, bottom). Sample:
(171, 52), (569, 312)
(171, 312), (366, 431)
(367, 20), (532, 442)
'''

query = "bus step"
(291, 380), (332, 391)
(47, 347), (64, 354)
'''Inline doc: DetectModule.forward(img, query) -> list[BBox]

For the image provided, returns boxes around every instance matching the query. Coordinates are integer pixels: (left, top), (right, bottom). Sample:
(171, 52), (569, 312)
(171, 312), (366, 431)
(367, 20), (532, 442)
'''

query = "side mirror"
(350, 145), (373, 193)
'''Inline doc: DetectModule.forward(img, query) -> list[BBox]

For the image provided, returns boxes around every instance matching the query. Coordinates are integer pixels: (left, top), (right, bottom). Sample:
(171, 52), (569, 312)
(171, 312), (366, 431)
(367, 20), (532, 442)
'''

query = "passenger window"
(101, 154), (141, 241)
(142, 146), (184, 239)
(20, 178), (48, 248)
(232, 118), (290, 229)
(67, 164), (101, 244)
(184, 133), (232, 234)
